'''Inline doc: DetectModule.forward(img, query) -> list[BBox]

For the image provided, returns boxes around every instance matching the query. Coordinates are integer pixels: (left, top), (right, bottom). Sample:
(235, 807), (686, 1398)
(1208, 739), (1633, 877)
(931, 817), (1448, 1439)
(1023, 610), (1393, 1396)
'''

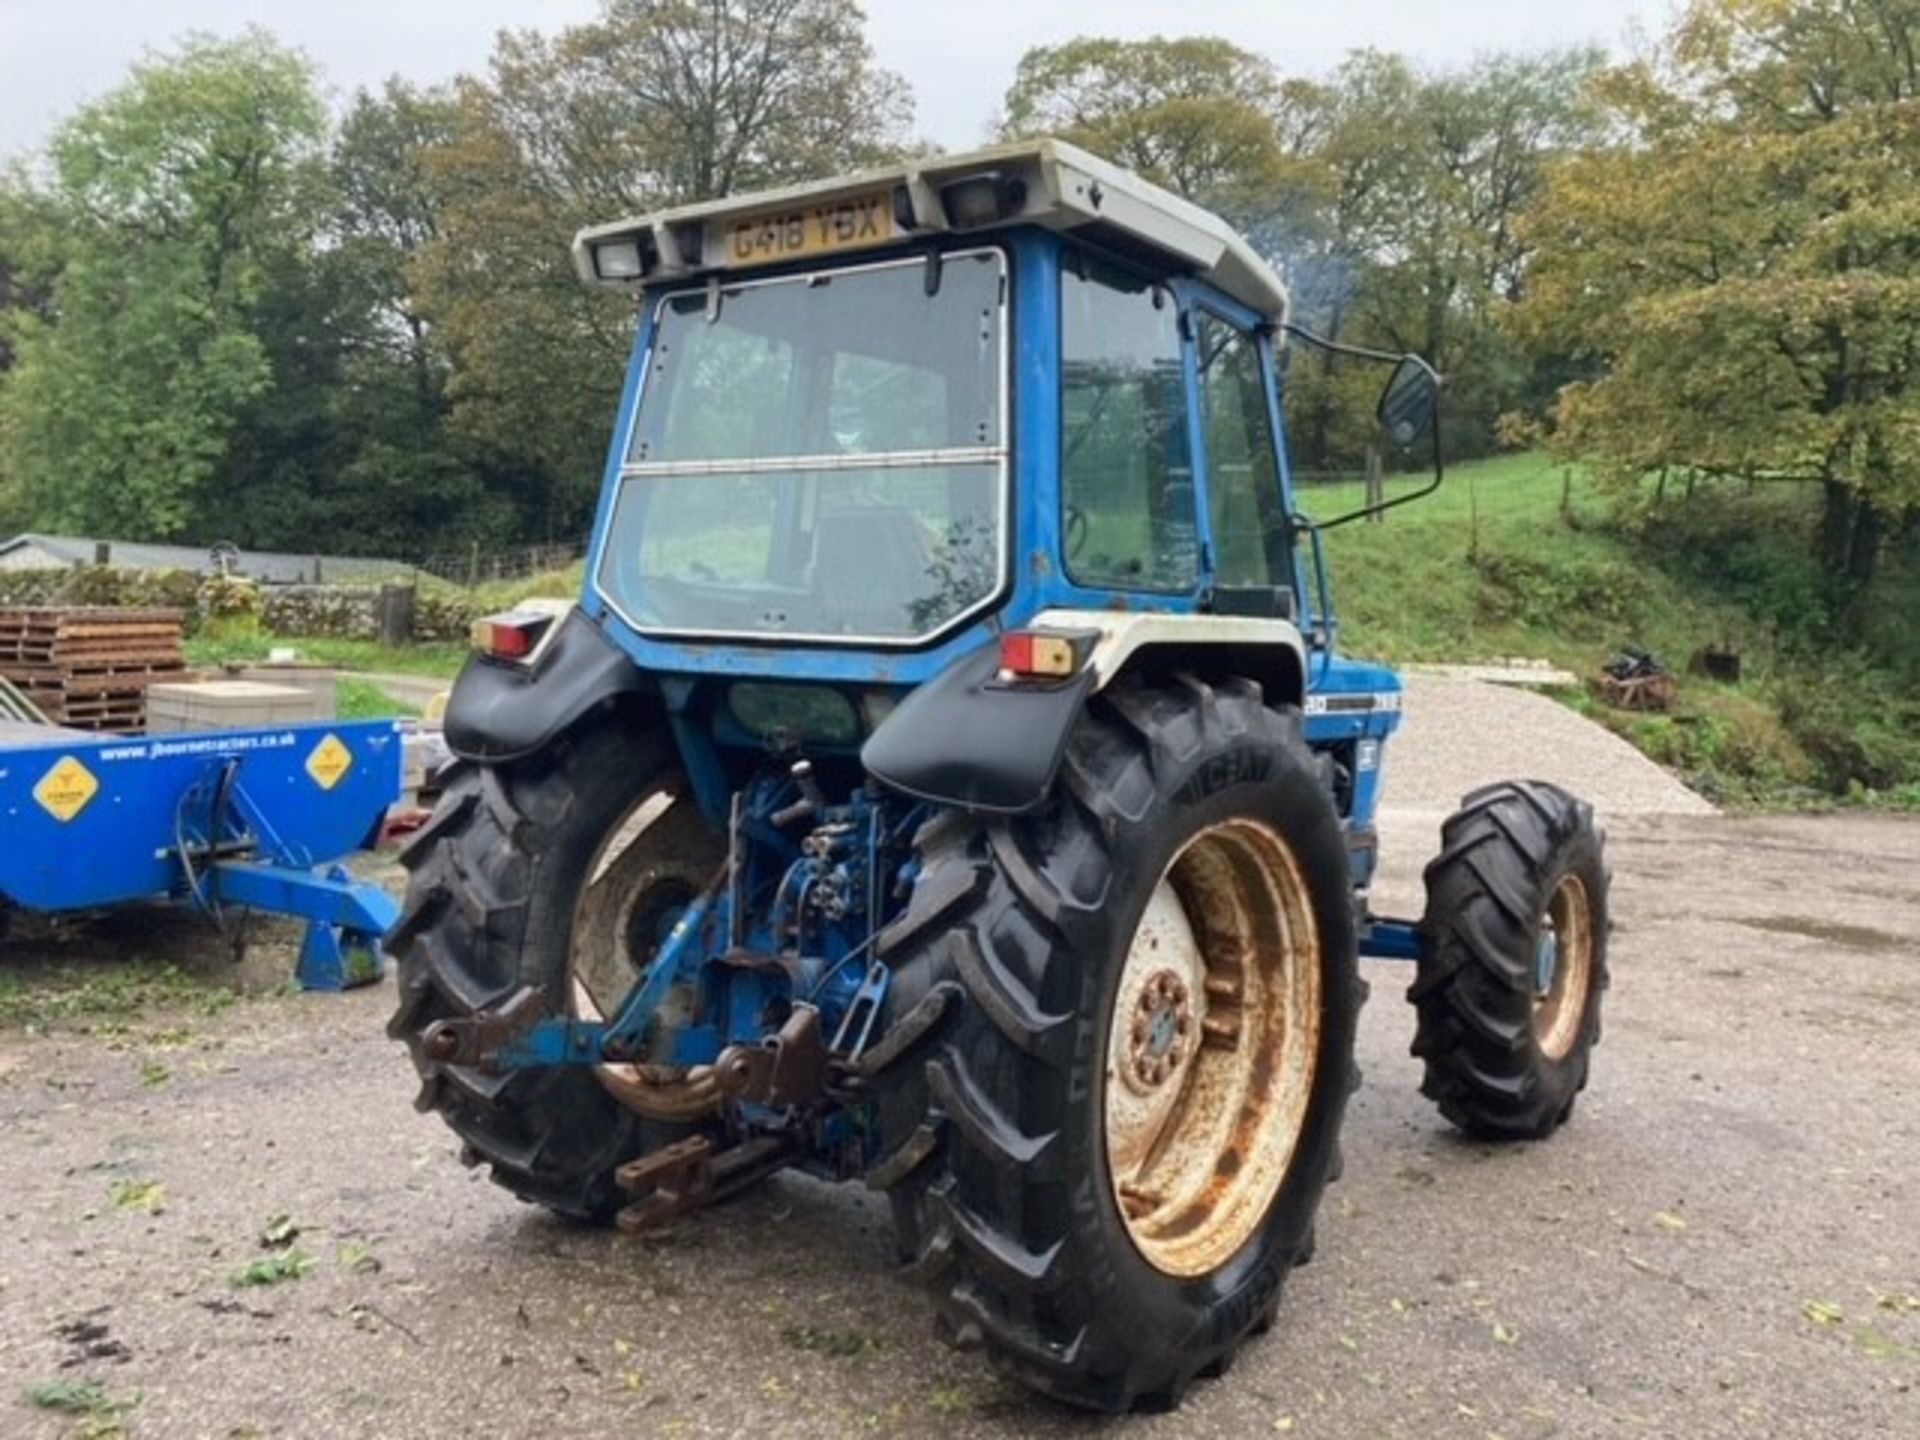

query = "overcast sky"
(0, 1), (1671, 160)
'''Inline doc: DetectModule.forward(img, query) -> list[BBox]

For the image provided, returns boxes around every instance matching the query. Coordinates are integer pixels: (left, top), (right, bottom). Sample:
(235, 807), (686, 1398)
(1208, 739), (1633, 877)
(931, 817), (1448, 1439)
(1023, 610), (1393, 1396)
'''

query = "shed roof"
(0, 533), (412, 585)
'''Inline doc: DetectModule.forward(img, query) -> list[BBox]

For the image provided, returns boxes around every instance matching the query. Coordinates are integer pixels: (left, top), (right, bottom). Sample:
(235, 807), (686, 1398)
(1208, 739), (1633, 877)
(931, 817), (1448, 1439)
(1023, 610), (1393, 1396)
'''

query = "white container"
(145, 680), (332, 734)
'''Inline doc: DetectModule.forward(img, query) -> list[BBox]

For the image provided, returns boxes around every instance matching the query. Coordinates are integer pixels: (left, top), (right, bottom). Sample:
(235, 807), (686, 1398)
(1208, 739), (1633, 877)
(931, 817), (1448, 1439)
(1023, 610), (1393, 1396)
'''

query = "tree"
(999, 37), (1313, 229)
(0, 32), (327, 538)
(1518, 0), (1920, 588)
(998, 39), (1600, 473)
(1297, 49), (1602, 470)
(333, 80), (457, 416)
(416, 0), (913, 542)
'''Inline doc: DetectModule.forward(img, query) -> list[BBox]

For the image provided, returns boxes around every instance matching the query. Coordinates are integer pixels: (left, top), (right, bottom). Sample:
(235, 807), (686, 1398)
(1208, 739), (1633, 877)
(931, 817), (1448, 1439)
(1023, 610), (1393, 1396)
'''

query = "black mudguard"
(861, 641), (1097, 815)
(443, 608), (651, 764)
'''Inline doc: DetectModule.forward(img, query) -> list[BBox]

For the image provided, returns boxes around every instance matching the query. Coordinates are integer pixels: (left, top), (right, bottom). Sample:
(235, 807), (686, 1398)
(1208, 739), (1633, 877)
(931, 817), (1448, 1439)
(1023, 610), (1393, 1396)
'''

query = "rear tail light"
(470, 611), (555, 661)
(998, 630), (1081, 680)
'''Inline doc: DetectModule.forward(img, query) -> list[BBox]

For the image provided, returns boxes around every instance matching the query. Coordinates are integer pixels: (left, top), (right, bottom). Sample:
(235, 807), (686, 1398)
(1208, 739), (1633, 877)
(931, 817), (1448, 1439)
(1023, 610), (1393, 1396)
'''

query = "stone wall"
(259, 584), (474, 641)
(0, 569), (476, 642)
(0, 567), (201, 612)
(257, 585), (383, 638)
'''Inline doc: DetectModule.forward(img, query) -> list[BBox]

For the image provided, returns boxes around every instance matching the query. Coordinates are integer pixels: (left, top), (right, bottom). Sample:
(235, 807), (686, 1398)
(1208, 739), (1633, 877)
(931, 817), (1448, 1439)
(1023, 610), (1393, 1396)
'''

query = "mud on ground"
(2, 809), (1917, 1438)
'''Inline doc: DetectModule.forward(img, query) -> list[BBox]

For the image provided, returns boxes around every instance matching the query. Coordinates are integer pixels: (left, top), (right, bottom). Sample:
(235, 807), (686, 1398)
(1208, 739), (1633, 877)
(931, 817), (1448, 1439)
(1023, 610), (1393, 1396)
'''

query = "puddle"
(1732, 914), (1909, 954)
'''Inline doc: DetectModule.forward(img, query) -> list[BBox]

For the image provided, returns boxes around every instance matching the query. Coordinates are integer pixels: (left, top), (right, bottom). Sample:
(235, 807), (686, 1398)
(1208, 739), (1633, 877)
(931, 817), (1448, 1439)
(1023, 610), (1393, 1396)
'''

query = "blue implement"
(0, 719), (403, 989)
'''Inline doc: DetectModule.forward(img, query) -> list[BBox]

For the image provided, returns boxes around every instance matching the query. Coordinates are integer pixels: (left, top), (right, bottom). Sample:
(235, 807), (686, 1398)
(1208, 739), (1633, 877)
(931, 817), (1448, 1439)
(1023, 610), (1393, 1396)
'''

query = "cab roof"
(572, 137), (1290, 325)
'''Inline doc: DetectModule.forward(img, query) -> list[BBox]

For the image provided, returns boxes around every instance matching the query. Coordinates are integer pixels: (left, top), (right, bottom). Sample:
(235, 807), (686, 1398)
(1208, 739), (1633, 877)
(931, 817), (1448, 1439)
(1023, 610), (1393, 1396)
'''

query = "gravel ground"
(1384, 675), (1714, 819)
(3, 686), (1916, 1438)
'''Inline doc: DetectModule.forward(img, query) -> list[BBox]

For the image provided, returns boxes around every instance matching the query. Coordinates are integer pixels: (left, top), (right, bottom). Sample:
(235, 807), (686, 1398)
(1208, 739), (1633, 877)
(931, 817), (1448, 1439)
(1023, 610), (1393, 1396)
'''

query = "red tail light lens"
(999, 631), (1079, 679)
(469, 612), (552, 661)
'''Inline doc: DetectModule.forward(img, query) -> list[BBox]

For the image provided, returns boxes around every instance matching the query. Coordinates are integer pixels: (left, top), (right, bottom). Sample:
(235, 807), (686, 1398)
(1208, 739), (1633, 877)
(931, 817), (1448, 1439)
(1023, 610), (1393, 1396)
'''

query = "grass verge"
(184, 633), (468, 679)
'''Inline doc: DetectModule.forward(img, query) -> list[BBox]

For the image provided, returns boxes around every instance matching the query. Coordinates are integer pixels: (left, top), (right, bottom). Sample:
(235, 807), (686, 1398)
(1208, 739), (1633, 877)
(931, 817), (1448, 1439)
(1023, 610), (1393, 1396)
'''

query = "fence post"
(377, 583), (416, 647)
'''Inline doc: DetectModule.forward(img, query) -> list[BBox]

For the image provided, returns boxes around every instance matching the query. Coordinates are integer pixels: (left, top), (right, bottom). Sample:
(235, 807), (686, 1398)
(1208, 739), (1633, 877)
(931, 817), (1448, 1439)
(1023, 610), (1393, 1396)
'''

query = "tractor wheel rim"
(570, 789), (719, 1120)
(1532, 873), (1593, 1062)
(1104, 817), (1322, 1278)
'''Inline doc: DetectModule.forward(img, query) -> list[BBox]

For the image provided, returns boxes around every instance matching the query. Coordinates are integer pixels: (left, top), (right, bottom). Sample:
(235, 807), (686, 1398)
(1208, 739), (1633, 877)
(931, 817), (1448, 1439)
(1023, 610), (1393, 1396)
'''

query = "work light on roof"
(592, 236), (648, 281)
(938, 171), (1027, 230)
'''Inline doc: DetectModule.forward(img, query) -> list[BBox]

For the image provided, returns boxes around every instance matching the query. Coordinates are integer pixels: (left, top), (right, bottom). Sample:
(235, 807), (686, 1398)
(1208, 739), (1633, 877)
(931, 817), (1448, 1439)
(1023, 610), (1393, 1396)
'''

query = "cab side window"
(1195, 313), (1290, 592)
(1060, 260), (1198, 592)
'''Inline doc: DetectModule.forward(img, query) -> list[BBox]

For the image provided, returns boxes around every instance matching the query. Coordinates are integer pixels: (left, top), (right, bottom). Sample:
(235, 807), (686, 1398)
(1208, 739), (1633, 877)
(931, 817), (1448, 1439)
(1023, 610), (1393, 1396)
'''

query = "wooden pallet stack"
(0, 607), (187, 733)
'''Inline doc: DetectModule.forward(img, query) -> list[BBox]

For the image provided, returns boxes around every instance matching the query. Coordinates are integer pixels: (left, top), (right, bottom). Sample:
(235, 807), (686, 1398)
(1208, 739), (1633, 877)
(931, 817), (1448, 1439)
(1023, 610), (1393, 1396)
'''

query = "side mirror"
(1278, 322), (1448, 529)
(1377, 356), (1440, 447)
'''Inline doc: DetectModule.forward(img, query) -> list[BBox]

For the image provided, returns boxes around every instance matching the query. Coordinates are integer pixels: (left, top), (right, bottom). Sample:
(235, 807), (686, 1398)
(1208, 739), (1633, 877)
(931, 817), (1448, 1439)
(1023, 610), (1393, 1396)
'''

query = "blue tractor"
(389, 140), (1611, 1411)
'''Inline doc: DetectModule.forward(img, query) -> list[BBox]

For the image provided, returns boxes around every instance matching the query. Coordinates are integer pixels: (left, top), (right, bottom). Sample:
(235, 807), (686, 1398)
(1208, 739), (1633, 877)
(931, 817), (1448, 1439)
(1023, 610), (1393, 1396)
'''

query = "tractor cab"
(572, 139), (1305, 660)
(397, 140), (1607, 1416)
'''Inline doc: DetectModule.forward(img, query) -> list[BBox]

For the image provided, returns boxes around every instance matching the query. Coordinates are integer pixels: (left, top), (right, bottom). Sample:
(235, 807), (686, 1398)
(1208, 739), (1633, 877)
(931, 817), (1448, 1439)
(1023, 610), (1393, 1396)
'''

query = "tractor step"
(614, 1133), (797, 1234)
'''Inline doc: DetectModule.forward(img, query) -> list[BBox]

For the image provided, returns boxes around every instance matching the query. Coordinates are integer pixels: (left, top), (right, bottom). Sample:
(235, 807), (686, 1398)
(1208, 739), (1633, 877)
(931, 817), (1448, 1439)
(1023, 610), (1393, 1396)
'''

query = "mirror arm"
(1280, 323), (1413, 369)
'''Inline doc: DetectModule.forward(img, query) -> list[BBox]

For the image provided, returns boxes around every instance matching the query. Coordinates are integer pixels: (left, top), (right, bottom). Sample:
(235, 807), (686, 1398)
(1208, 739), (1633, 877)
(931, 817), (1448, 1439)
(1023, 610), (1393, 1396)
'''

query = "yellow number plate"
(715, 190), (895, 267)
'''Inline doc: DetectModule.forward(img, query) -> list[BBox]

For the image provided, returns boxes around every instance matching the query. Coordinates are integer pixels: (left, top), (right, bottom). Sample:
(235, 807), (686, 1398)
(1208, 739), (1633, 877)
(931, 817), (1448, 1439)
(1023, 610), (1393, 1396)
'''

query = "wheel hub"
(1125, 968), (1193, 1092)
(1534, 925), (1560, 997)
(571, 789), (722, 1121)
(1532, 874), (1594, 1061)
(1104, 817), (1323, 1278)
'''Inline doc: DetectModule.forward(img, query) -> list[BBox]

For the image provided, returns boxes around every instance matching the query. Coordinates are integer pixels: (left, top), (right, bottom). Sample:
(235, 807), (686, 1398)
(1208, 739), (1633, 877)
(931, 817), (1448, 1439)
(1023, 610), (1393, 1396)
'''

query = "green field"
(1304, 453), (1767, 670)
(1308, 453), (1919, 809)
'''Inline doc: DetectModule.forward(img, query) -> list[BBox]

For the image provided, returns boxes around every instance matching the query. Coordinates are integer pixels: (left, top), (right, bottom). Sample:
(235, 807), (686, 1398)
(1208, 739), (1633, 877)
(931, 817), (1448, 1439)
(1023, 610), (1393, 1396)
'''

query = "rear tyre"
(1411, 780), (1610, 1139)
(386, 714), (722, 1221)
(864, 676), (1360, 1411)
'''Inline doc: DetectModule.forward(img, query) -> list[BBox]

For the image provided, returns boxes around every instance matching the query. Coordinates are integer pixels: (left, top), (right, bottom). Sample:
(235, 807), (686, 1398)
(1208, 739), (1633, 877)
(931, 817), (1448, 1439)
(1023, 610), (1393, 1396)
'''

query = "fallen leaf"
(1802, 1300), (1844, 1327)
(1855, 1324), (1911, 1360)
(231, 1251), (316, 1288)
(109, 1179), (165, 1215)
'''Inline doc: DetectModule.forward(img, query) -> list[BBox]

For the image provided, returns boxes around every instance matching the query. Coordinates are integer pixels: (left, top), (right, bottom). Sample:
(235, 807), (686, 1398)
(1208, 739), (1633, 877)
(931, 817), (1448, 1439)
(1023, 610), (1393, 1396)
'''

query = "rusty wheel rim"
(1532, 873), (1593, 1062)
(570, 789), (720, 1121)
(1104, 817), (1322, 1278)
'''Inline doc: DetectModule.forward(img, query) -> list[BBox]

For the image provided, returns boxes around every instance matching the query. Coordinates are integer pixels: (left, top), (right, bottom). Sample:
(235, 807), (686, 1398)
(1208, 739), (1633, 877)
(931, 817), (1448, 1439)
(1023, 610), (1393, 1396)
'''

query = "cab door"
(1190, 307), (1296, 617)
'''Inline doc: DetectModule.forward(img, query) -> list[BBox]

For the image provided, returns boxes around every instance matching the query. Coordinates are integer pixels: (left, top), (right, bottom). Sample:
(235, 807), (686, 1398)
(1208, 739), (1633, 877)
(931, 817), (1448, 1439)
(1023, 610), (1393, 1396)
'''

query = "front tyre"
(864, 676), (1361, 1411)
(1411, 780), (1610, 1139)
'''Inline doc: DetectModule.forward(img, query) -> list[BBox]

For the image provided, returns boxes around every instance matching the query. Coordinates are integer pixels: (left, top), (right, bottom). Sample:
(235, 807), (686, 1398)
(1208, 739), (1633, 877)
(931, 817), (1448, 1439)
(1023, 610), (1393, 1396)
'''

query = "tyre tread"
(866, 675), (1359, 1410)
(1412, 779), (1611, 1140)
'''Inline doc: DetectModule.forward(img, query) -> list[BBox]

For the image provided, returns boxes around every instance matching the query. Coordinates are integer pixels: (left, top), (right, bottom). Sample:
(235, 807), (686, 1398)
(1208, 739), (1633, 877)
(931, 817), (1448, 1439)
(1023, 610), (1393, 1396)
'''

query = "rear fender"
(861, 611), (1307, 814)
(1059, 610), (1307, 709)
(443, 607), (654, 763)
